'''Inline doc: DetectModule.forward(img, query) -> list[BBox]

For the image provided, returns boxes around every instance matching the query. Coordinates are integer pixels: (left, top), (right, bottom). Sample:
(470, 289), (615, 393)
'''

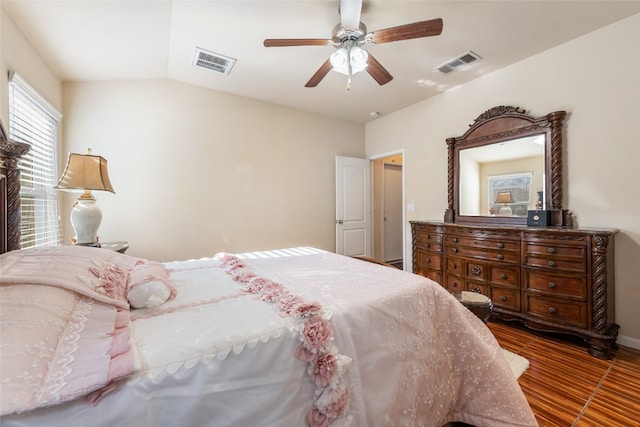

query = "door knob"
(336, 220), (344, 224)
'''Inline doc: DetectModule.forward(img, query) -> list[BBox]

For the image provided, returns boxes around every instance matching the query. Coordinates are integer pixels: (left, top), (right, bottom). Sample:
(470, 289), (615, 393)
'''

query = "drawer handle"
(548, 260), (556, 267)
(500, 295), (507, 301)
(471, 286), (481, 293)
(497, 243), (505, 249)
(453, 237), (459, 243)
(548, 307), (557, 314)
(452, 282), (458, 288)
(500, 273), (507, 279)
(496, 254), (504, 260)
(470, 266), (482, 276)
(426, 243), (430, 249)
(426, 235), (430, 239)
(452, 248), (458, 253)
(426, 258), (431, 263)
(547, 247), (556, 254)
(548, 282), (557, 288)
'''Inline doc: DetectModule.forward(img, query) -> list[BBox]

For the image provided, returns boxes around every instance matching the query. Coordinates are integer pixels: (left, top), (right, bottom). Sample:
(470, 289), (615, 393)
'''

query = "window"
(8, 72), (63, 248)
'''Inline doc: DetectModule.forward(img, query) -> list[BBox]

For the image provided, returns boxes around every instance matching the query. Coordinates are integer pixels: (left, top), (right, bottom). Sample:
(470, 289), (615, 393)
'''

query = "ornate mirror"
(444, 106), (570, 226)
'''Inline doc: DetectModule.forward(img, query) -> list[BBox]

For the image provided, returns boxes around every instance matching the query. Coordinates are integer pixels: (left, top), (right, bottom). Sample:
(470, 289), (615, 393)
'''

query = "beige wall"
(0, 7), (61, 130)
(61, 80), (364, 262)
(366, 14), (640, 348)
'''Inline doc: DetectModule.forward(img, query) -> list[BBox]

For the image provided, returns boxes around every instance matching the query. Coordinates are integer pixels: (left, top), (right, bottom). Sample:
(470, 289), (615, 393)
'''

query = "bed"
(0, 126), (537, 427)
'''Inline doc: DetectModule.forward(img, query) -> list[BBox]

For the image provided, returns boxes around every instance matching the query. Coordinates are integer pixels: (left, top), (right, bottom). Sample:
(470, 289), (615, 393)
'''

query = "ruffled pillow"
(127, 261), (176, 308)
(0, 245), (140, 309)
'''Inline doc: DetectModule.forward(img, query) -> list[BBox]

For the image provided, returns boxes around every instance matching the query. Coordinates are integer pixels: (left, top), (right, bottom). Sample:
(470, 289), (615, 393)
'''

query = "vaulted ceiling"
(3, 1), (639, 123)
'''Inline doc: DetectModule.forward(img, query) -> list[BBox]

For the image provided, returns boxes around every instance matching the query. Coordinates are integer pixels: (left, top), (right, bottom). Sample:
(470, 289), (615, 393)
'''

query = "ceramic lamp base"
(499, 205), (513, 216)
(70, 198), (102, 245)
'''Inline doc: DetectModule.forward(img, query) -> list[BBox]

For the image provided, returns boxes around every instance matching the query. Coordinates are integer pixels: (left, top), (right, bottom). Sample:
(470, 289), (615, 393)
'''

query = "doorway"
(372, 152), (404, 269)
(383, 163), (403, 264)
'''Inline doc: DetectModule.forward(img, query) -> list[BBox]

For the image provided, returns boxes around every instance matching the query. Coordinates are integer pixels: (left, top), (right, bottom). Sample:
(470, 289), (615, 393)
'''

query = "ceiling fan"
(263, 0), (443, 89)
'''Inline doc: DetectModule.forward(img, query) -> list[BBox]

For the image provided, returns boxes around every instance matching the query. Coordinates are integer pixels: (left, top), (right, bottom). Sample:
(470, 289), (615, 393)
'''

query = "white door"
(335, 156), (371, 256)
(383, 163), (403, 262)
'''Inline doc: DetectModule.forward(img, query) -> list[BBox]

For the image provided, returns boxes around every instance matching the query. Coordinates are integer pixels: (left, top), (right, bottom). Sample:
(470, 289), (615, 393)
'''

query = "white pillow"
(127, 281), (172, 308)
(127, 261), (176, 309)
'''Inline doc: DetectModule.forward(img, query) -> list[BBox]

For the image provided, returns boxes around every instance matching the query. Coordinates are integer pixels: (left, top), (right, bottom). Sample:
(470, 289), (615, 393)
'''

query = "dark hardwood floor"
(488, 320), (640, 426)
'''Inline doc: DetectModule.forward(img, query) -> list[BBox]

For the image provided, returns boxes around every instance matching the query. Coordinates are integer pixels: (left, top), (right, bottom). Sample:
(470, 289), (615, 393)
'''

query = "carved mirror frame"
(444, 106), (571, 226)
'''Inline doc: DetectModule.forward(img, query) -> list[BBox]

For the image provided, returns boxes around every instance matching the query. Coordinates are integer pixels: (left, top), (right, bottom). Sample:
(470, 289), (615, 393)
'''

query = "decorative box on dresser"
(411, 221), (618, 358)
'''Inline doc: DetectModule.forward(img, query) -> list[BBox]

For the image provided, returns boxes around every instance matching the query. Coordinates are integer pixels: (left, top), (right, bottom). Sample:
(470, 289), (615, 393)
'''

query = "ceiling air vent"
(435, 50), (482, 74)
(192, 47), (236, 75)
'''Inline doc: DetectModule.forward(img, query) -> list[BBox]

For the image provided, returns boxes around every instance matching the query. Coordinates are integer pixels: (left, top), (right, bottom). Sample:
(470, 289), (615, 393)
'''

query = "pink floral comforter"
(1, 247), (537, 427)
(0, 246), (139, 415)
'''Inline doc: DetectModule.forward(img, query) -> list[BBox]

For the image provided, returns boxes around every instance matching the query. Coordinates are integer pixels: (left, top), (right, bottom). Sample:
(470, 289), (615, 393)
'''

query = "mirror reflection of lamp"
(55, 148), (115, 246)
(495, 191), (514, 216)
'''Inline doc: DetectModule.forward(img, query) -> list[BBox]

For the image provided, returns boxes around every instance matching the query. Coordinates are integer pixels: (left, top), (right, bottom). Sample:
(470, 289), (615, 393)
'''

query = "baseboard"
(617, 334), (640, 350)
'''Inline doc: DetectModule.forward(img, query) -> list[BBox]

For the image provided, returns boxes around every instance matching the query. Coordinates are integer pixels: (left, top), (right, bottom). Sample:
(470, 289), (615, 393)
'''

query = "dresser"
(411, 221), (619, 358)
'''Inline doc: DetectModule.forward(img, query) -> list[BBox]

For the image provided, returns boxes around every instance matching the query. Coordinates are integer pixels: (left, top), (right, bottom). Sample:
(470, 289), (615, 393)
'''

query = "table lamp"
(55, 148), (115, 246)
(494, 191), (514, 216)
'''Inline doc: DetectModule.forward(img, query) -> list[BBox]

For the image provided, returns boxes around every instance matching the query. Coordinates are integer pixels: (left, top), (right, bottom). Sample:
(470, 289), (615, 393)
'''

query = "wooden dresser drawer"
(413, 224), (443, 244)
(446, 245), (520, 263)
(465, 260), (486, 283)
(413, 223), (444, 234)
(525, 270), (586, 300)
(447, 226), (521, 241)
(446, 235), (520, 252)
(491, 287), (521, 311)
(524, 243), (585, 258)
(446, 256), (463, 276)
(416, 251), (442, 270)
(417, 242), (442, 252)
(466, 282), (488, 296)
(445, 275), (463, 292)
(524, 255), (586, 273)
(523, 232), (588, 247)
(525, 295), (587, 328)
(418, 269), (442, 284)
(490, 266), (520, 288)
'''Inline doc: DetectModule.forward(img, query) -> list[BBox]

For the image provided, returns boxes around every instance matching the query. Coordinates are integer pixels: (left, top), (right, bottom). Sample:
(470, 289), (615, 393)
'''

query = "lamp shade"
(494, 192), (513, 204)
(55, 152), (115, 193)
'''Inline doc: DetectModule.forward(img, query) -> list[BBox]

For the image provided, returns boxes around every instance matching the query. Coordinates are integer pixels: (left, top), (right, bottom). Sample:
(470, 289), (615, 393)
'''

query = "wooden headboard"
(0, 118), (30, 254)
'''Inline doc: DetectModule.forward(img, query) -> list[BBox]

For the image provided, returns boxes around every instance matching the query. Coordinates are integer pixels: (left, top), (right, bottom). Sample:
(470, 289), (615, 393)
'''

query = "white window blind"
(8, 71), (63, 248)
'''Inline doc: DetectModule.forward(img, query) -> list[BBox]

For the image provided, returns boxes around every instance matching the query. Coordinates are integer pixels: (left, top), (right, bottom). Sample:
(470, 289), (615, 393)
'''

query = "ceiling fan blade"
(366, 53), (393, 86)
(370, 18), (443, 44)
(340, 0), (362, 31)
(305, 59), (333, 87)
(264, 38), (330, 47)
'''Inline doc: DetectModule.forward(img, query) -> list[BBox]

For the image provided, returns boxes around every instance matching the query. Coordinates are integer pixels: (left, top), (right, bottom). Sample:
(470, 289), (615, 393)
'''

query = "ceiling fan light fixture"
(330, 46), (368, 75)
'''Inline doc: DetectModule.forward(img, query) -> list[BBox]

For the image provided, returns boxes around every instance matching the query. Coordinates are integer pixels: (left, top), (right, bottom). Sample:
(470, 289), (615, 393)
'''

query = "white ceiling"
(3, 1), (639, 123)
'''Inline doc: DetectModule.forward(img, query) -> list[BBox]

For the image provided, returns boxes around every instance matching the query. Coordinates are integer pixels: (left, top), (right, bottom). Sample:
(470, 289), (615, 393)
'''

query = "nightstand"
(99, 241), (129, 254)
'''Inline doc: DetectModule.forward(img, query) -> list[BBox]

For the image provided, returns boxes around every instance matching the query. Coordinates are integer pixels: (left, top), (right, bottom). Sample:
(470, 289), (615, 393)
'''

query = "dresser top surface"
(410, 221), (619, 236)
